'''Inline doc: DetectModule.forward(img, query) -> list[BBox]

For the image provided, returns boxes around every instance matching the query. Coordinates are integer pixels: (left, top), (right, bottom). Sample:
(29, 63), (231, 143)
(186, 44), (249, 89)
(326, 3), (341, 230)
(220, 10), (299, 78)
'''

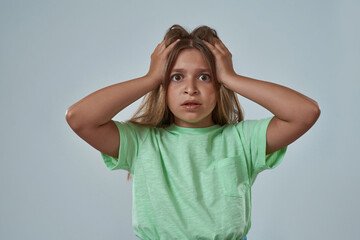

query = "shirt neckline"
(166, 123), (221, 134)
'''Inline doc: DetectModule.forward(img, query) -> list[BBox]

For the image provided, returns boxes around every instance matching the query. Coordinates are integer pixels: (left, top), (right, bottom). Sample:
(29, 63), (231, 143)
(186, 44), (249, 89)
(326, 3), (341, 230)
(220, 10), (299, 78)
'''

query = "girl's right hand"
(146, 39), (180, 86)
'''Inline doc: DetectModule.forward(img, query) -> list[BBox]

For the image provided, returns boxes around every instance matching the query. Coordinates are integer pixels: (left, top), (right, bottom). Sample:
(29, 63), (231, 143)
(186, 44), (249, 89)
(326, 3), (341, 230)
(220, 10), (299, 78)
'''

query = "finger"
(158, 39), (166, 49)
(154, 40), (168, 56)
(215, 38), (231, 55)
(155, 40), (165, 51)
(163, 39), (180, 54)
(213, 38), (226, 55)
(202, 39), (221, 56)
(202, 39), (215, 50)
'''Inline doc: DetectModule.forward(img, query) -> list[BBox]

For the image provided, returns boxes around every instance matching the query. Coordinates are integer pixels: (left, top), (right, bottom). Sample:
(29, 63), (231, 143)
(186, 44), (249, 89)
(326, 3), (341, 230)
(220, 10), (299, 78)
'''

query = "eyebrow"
(171, 68), (211, 73)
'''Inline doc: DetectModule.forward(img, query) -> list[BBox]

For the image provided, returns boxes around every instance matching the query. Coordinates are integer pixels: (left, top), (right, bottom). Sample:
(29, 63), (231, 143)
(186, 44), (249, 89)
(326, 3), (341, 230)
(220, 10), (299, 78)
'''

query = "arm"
(66, 76), (159, 129)
(65, 39), (179, 158)
(223, 74), (320, 154)
(203, 38), (321, 155)
(65, 75), (159, 158)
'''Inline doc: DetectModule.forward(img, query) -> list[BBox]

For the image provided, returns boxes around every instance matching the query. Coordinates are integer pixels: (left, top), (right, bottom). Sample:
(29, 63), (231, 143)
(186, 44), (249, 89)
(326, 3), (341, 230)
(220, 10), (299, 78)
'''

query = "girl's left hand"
(202, 38), (237, 85)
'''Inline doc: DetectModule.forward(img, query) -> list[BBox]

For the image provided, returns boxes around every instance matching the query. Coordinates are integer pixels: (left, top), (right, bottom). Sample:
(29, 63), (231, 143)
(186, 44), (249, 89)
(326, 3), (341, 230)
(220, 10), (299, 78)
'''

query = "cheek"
(206, 88), (218, 104)
(166, 88), (177, 108)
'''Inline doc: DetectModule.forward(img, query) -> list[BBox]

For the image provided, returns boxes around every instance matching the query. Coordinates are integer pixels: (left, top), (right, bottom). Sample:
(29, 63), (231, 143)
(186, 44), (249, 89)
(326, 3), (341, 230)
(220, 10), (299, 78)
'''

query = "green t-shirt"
(100, 116), (287, 240)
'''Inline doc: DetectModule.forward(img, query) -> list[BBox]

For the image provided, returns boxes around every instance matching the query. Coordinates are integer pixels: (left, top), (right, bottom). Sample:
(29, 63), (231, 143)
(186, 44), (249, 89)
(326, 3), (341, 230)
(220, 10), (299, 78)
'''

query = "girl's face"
(166, 49), (218, 128)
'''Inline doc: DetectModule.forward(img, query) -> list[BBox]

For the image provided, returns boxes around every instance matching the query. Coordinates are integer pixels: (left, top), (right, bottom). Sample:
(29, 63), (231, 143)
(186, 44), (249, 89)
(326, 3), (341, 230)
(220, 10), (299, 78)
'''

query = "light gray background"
(1, 0), (358, 239)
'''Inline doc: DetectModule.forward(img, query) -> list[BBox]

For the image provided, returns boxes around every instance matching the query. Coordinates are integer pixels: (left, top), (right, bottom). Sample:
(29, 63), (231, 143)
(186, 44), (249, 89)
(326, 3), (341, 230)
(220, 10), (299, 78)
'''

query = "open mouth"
(182, 104), (201, 110)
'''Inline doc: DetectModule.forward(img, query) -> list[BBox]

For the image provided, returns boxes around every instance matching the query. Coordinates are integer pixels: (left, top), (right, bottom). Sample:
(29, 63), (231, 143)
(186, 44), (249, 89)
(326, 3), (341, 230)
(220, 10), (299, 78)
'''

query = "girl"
(66, 24), (320, 240)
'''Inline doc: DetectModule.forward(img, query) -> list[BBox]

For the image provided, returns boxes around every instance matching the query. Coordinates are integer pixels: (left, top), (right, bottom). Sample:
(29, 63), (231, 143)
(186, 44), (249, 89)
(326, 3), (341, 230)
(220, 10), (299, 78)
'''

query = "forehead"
(172, 49), (210, 70)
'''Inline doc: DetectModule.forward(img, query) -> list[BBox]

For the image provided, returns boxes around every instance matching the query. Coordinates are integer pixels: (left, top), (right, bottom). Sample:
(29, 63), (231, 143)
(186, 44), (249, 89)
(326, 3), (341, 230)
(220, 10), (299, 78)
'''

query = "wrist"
(143, 73), (162, 90)
(221, 73), (238, 89)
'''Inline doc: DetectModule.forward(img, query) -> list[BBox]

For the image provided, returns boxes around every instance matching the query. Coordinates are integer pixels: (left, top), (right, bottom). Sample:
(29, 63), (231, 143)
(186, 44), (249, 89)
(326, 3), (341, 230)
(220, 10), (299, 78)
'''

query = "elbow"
(65, 107), (82, 131)
(313, 101), (321, 119)
(65, 107), (73, 124)
(305, 101), (321, 126)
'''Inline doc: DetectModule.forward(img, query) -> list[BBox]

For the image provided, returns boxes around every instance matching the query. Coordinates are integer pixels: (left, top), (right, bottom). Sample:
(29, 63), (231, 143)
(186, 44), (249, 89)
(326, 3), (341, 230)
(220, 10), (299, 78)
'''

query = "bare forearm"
(223, 74), (320, 123)
(66, 74), (158, 129)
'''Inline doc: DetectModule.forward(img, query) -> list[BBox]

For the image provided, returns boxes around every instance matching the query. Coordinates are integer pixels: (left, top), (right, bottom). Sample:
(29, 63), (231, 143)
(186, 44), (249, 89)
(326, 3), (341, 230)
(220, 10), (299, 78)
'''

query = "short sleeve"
(236, 116), (287, 186)
(100, 120), (149, 174)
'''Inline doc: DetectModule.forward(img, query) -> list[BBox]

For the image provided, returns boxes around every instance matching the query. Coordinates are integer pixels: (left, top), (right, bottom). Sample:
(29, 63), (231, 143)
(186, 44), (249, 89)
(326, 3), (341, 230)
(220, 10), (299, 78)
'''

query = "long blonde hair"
(125, 24), (244, 181)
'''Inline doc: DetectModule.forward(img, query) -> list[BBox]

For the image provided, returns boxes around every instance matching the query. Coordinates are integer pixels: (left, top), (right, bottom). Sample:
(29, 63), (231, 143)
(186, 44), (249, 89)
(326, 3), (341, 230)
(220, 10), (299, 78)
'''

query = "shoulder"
(124, 121), (152, 129)
(234, 117), (273, 131)
(111, 120), (153, 142)
(220, 117), (274, 143)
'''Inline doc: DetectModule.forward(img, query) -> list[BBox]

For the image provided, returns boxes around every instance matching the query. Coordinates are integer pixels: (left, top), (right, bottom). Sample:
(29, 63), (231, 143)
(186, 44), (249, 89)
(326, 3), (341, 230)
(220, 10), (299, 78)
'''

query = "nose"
(184, 80), (199, 95)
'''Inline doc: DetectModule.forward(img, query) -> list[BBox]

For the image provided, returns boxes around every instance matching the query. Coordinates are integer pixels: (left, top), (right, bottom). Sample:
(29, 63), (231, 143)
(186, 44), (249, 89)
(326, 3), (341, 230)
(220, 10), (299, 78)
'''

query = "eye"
(199, 74), (211, 81)
(170, 73), (211, 82)
(171, 74), (183, 82)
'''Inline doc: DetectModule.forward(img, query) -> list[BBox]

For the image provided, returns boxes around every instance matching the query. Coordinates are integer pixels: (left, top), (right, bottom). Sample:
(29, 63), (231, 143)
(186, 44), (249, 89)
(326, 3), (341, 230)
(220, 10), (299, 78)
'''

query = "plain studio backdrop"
(0, 0), (358, 239)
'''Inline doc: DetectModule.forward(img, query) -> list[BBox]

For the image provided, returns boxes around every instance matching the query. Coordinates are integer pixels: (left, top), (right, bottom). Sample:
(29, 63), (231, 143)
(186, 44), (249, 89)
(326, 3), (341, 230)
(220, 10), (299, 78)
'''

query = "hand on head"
(146, 39), (180, 86)
(202, 38), (237, 85)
